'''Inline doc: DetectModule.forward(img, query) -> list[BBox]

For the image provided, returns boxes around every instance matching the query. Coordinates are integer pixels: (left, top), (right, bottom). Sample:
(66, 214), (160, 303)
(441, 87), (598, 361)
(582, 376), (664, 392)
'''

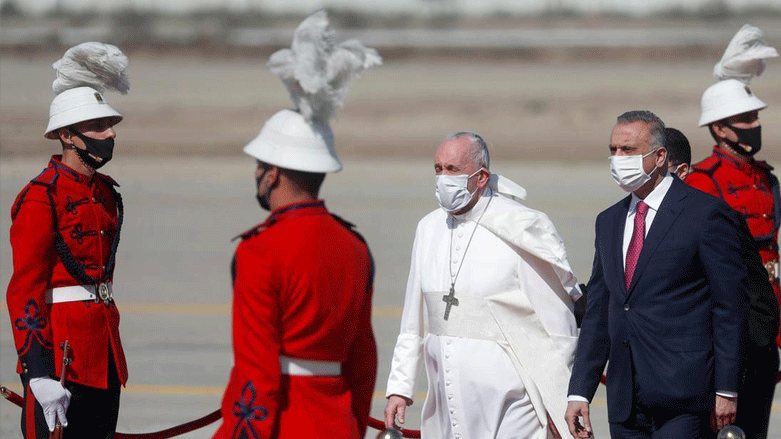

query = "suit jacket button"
(623, 340), (629, 347)
(623, 304), (630, 311)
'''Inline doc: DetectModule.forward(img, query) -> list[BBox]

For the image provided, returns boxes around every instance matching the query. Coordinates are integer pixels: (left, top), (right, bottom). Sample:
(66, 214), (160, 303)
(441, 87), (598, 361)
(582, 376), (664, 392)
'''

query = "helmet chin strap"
(64, 138), (97, 172)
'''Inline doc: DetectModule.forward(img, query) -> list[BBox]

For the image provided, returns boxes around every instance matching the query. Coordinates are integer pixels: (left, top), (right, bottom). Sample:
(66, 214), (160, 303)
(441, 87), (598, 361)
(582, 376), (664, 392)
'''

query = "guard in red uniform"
(686, 24), (779, 439)
(212, 11), (381, 439)
(6, 42), (131, 439)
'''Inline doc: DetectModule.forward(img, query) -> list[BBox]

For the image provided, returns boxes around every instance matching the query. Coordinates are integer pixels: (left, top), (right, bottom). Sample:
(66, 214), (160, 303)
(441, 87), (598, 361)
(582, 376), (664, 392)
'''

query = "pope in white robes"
(384, 132), (582, 439)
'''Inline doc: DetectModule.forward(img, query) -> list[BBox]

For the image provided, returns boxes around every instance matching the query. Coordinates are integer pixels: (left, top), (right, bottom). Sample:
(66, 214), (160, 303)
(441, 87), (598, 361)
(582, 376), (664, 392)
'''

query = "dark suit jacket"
(569, 177), (750, 423)
(730, 210), (780, 349)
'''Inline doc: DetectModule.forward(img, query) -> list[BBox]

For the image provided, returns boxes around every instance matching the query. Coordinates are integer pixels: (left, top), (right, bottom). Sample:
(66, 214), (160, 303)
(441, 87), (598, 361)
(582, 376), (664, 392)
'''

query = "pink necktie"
(625, 201), (649, 290)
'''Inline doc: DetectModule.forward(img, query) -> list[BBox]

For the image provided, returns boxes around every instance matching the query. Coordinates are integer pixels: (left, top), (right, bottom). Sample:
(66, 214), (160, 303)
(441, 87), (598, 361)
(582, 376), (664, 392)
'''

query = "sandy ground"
(1, 54), (780, 161)
(0, 156), (779, 439)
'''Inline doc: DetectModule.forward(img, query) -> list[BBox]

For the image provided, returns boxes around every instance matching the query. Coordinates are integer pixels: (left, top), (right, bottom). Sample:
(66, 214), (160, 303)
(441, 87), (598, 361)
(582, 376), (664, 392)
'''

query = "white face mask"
(435, 169), (482, 212)
(609, 149), (659, 193)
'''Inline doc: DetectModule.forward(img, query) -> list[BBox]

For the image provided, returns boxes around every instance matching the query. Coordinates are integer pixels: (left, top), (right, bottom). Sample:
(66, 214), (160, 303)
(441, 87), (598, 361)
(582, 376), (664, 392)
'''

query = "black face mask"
(69, 128), (114, 169)
(724, 124), (762, 156)
(255, 168), (272, 211)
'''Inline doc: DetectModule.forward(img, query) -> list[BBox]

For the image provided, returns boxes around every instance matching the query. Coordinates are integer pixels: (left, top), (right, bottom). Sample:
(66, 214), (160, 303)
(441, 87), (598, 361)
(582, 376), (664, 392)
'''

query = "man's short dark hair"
(616, 110), (666, 150)
(285, 168), (326, 195)
(665, 127), (691, 167)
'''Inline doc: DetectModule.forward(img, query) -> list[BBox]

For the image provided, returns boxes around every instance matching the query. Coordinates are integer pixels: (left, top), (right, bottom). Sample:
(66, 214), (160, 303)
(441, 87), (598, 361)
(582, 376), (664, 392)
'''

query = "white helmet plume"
(267, 10), (382, 123)
(52, 42), (130, 95)
(713, 24), (778, 84)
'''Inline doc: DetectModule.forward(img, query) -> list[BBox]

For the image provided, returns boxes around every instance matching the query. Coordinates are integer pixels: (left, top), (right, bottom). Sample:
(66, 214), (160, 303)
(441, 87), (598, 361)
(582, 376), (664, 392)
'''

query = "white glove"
(29, 377), (71, 431)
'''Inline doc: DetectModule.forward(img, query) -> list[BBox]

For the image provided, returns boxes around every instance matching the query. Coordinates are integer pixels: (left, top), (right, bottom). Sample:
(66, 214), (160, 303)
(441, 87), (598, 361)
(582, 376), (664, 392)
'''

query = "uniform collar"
(233, 199), (327, 242)
(48, 155), (92, 185)
(712, 146), (756, 173)
(266, 199), (327, 226)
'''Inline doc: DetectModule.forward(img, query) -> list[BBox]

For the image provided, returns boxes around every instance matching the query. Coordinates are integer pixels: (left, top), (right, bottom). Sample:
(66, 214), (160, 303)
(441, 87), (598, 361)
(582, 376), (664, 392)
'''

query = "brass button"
(92, 197), (97, 203)
(100, 230), (105, 236)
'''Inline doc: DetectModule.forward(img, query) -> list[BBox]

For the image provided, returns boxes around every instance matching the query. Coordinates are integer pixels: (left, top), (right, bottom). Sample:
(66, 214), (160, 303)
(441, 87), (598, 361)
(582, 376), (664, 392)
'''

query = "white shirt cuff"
(716, 390), (738, 399)
(567, 395), (589, 403)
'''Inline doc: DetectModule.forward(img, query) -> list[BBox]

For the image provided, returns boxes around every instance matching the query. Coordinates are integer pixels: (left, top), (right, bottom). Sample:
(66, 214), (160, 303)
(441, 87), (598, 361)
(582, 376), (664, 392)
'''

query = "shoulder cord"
(45, 184), (123, 284)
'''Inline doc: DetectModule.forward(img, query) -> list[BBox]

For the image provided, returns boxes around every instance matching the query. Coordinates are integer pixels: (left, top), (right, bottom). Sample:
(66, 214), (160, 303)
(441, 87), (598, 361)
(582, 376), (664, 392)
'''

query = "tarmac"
(0, 155), (779, 438)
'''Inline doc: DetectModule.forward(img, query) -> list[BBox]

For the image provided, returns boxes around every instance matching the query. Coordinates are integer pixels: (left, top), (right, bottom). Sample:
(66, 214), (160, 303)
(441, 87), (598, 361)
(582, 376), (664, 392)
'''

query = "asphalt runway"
(1, 156), (779, 438)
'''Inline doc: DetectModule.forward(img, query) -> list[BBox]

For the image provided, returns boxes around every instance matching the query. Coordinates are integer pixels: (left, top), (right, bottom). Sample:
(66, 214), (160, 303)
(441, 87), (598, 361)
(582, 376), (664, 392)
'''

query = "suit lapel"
(626, 179), (687, 296)
(606, 197), (630, 298)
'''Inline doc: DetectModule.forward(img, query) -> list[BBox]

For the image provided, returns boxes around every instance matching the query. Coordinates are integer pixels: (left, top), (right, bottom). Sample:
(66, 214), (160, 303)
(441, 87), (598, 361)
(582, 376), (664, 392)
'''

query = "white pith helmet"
(245, 11), (380, 174)
(698, 79), (767, 126)
(44, 86), (123, 139)
(243, 109), (341, 173)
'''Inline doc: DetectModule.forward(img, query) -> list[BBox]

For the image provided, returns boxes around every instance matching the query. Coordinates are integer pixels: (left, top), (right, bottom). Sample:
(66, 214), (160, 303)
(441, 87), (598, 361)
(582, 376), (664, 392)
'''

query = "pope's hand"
(564, 400), (593, 438)
(384, 394), (413, 429)
(29, 377), (71, 431)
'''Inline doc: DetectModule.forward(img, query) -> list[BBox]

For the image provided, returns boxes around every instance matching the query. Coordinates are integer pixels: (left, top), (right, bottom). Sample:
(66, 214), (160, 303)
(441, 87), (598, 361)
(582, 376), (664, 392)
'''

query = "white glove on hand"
(29, 377), (71, 431)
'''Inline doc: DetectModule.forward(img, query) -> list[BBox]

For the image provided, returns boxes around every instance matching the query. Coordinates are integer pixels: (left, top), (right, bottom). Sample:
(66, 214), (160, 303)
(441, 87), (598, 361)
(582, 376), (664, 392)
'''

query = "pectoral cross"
(442, 285), (459, 320)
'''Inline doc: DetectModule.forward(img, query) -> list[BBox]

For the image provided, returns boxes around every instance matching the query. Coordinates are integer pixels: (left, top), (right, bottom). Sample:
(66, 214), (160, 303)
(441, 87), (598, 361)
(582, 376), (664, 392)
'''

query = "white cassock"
(386, 182), (581, 439)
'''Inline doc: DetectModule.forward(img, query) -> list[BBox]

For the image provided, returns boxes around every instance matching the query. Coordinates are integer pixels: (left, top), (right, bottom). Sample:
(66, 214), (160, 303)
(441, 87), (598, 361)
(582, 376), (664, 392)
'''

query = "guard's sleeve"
(6, 187), (57, 378)
(342, 278), (377, 437)
(217, 241), (281, 439)
(699, 201), (749, 393)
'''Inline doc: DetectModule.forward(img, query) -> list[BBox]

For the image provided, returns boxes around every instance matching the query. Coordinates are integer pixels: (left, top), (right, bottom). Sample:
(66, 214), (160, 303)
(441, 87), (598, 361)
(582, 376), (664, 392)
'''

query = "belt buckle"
(766, 261), (778, 283)
(97, 283), (112, 305)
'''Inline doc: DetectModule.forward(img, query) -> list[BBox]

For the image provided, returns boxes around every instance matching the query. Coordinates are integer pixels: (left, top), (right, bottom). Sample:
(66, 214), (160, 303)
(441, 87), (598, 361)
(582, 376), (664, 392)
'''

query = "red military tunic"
(687, 147), (780, 342)
(213, 200), (377, 439)
(6, 156), (128, 389)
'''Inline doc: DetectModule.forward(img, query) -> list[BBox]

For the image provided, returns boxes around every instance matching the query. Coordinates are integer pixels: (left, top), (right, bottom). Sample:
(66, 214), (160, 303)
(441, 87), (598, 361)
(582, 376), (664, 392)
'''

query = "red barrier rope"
(1, 387), (221, 439)
(367, 417), (421, 438)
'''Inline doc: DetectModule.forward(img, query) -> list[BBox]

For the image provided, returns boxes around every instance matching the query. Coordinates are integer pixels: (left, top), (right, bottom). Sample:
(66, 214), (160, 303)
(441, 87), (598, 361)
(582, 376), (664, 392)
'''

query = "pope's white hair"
(445, 131), (490, 170)
(267, 10), (382, 124)
(714, 24), (778, 84)
(52, 42), (130, 95)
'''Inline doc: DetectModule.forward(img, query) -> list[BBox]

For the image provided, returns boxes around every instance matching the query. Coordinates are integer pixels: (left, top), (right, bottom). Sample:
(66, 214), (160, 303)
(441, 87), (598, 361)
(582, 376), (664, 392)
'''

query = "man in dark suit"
(565, 110), (750, 438)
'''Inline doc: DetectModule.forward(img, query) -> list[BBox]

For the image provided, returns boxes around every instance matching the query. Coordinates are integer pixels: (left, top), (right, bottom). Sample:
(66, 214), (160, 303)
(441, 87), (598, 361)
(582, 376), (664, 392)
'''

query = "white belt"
(44, 283), (113, 304)
(766, 261), (779, 282)
(279, 355), (341, 376)
(423, 292), (505, 342)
